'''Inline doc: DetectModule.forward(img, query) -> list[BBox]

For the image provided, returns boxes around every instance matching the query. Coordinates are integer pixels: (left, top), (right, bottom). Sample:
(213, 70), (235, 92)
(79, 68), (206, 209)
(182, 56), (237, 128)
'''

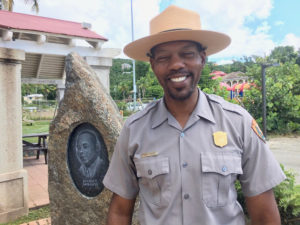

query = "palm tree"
(137, 76), (150, 99)
(118, 82), (130, 101)
(0, 0), (39, 13)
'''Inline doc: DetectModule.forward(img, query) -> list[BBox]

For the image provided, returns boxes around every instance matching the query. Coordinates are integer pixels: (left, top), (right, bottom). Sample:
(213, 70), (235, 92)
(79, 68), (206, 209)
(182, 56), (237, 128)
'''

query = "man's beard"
(164, 69), (197, 101)
(167, 85), (195, 101)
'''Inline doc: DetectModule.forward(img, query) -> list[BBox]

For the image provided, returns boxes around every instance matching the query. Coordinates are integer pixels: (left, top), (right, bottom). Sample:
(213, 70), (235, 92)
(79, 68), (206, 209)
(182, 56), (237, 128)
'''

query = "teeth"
(171, 76), (187, 82)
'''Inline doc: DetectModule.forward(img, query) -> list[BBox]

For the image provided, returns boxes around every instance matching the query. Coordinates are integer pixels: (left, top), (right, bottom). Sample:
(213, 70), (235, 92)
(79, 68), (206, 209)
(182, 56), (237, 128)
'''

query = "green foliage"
(243, 62), (300, 133)
(115, 101), (134, 117)
(199, 63), (217, 89)
(110, 58), (163, 101)
(274, 165), (300, 224)
(143, 68), (164, 99)
(116, 101), (127, 111)
(110, 58), (133, 100)
(135, 60), (150, 80)
(269, 46), (298, 64)
(201, 77), (230, 100)
(21, 84), (57, 100)
(235, 165), (300, 224)
(1, 206), (50, 225)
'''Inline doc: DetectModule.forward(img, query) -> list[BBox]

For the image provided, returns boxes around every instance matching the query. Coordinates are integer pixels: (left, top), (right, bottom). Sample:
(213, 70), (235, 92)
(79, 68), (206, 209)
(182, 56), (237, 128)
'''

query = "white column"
(0, 48), (28, 223)
(56, 80), (66, 102)
(84, 54), (116, 93)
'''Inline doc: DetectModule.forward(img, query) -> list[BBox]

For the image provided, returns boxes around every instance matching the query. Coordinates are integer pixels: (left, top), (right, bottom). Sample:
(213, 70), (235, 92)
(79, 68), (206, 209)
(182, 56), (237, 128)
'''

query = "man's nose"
(168, 54), (185, 71)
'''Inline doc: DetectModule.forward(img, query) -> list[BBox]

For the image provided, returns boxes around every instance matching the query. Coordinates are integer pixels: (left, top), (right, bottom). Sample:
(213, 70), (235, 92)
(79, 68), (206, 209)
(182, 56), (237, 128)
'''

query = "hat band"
(160, 28), (192, 33)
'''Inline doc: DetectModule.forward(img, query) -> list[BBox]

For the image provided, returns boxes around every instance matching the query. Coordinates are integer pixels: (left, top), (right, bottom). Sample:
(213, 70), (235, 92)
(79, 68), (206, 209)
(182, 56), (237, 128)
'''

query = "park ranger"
(103, 5), (286, 225)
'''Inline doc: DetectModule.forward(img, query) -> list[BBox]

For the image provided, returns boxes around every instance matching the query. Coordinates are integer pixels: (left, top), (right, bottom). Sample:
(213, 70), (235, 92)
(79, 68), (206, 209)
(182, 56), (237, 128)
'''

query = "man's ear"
(200, 51), (207, 66)
(150, 58), (155, 70)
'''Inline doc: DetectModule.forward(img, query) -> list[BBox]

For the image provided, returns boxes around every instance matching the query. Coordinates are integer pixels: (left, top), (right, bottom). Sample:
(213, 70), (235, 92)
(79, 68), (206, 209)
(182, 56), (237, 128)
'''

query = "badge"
(251, 119), (266, 142)
(213, 131), (228, 147)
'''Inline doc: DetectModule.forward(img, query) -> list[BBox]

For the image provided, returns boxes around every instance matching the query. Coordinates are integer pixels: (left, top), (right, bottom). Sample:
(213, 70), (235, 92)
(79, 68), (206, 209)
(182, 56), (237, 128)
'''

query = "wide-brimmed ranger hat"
(124, 5), (231, 61)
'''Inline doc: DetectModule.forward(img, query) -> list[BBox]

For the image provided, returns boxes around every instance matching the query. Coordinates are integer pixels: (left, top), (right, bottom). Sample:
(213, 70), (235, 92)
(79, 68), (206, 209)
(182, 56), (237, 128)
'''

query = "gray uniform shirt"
(103, 90), (286, 225)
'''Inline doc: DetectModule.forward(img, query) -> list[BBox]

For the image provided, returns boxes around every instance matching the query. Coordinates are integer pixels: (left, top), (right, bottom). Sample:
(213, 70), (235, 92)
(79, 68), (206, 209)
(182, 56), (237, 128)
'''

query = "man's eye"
(156, 56), (169, 62)
(182, 52), (195, 58)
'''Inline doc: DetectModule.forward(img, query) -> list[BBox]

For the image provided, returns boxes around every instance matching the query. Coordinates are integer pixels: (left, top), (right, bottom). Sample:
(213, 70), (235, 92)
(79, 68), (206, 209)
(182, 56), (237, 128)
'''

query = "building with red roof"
(0, 10), (107, 44)
(0, 10), (120, 97)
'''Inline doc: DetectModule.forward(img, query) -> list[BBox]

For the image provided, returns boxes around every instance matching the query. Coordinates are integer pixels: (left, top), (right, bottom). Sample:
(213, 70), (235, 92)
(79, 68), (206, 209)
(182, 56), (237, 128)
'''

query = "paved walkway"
(20, 218), (51, 225)
(23, 156), (49, 209)
(268, 135), (300, 184)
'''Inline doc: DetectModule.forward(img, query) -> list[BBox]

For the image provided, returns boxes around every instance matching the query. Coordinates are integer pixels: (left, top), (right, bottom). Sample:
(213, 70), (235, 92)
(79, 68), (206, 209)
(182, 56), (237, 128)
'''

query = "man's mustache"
(167, 69), (191, 78)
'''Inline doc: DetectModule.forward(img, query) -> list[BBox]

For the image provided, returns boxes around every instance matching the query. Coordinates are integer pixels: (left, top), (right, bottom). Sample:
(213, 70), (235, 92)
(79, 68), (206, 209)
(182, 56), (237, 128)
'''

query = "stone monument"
(48, 52), (123, 225)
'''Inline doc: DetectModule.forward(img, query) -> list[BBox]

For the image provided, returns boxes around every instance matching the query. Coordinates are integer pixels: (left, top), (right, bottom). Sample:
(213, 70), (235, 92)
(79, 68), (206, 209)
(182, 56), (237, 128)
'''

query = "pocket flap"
(201, 152), (243, 176)
(134, 156), (169, 179)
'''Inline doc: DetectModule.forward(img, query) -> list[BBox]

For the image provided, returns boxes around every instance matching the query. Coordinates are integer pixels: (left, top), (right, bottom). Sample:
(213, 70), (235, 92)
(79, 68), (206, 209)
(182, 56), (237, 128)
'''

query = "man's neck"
(164, 89), (199, 129)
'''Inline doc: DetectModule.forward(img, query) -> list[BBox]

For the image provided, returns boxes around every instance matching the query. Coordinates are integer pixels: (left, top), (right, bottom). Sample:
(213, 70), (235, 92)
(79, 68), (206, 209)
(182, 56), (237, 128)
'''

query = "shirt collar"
(151, 89), (216, 129)
(193, 89), (216, 124)
(151, 98), (169, 129)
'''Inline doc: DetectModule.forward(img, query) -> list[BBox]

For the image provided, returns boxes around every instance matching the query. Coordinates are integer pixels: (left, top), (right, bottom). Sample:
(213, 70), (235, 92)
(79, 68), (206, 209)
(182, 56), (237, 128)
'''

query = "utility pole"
(130, 0), (137, 110)
(261, 64), (267, 138)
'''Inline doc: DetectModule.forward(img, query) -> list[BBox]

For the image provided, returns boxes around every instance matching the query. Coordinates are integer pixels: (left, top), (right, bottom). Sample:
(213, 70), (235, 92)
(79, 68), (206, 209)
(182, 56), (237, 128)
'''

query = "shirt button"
(222, 166), (227, 172)
(180, 132), (185, 137)
(148, 169), (152, 175)
(182, 162), (188, 168)
(184, 194), (189, 199)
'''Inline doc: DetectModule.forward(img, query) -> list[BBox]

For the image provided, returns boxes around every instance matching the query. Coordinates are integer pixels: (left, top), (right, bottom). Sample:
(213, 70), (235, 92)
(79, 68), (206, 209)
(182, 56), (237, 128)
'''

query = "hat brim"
(124, 30), (231, 61)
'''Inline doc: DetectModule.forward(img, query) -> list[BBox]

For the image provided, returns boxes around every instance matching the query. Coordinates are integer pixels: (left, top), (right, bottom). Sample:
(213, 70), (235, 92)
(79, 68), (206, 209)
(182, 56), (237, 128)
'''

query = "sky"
(12, 0), (300, 65)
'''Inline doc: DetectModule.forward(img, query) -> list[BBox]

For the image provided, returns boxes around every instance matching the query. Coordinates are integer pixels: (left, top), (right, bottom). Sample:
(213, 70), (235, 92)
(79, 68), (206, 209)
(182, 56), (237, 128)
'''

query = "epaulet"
(206, 93), (246, 116)
(126, 100), (159, 125)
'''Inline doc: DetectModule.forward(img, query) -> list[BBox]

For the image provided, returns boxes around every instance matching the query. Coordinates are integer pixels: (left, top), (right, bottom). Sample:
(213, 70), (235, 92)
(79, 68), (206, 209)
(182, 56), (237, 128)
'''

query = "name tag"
(141, 151), (159, 158)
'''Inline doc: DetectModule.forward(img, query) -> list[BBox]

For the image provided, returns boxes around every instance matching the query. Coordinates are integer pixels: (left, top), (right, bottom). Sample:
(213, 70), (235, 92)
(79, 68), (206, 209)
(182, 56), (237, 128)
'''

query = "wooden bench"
(23, 133), (49, 164)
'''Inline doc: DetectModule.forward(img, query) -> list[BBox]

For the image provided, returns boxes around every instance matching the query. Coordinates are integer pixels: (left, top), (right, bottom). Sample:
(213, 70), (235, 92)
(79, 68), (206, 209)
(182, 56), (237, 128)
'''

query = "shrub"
(236, 165), (300, 224)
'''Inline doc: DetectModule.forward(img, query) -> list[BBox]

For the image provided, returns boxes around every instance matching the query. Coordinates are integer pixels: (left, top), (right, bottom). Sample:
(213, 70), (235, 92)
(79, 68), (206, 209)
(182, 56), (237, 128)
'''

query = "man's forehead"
(152, 40), (200, 53)
(78, 132), (93, 140)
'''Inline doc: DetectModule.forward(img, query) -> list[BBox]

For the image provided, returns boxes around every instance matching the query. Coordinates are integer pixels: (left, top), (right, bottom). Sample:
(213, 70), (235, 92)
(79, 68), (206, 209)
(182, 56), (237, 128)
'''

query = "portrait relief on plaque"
(67, 123), (109, 197)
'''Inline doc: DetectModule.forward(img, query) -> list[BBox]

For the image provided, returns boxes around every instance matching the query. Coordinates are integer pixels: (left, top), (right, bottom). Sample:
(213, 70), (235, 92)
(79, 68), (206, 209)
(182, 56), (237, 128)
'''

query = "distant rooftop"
(222, 71), (246, 80)
(0, 10), (107, 41)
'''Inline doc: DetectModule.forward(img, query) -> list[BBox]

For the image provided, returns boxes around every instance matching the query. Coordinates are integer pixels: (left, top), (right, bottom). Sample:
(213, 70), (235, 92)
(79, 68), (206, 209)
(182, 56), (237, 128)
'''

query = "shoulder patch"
(126, 100), (159, 125)
(251, 119), (266, 143)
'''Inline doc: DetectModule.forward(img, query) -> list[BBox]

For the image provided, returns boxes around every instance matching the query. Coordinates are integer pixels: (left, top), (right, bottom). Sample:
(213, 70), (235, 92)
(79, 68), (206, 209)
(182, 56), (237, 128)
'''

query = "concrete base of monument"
(0, 169), (28, 224)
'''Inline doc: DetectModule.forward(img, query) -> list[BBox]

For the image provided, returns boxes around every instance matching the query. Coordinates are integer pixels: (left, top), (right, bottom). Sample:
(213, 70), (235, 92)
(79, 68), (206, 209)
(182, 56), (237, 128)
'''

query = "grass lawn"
(1, 206), (50, 225)
(22, 120), (51, 143)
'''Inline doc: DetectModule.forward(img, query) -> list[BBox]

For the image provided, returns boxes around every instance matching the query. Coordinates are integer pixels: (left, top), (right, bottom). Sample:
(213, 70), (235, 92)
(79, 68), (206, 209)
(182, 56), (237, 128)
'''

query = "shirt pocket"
(134, 156), (170, 207)
(201, 151), (243, 208)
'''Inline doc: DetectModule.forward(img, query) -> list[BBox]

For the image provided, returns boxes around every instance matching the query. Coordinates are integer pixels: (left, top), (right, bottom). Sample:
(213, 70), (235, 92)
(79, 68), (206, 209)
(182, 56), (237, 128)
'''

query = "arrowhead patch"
(251, 119), (266, 143)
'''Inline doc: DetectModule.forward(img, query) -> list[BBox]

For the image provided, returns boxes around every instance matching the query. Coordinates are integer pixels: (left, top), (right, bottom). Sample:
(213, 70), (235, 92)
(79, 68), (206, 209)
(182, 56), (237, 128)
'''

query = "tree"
(118, 81), (131, 100)
(0, 0), (39, 13)
(110, 58), (133, 100)
(269, 46), (298, 64)
(199, 63), (216, 89)
(137, 76), (149, 99)
(243, 62), (300, 133)
(143, 68), (163, 99)
(135, 61), (150, 80)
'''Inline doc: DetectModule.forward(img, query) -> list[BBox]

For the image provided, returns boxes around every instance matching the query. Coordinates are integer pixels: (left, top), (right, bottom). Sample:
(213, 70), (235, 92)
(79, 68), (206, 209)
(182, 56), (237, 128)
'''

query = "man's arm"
(106, 193), (136, 225)
(245, 189), (281, 225)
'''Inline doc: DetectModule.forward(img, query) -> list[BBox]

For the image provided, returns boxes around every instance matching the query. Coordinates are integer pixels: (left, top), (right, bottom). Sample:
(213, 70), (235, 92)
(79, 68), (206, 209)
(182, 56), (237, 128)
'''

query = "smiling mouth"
(170, 76), (187, 83)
